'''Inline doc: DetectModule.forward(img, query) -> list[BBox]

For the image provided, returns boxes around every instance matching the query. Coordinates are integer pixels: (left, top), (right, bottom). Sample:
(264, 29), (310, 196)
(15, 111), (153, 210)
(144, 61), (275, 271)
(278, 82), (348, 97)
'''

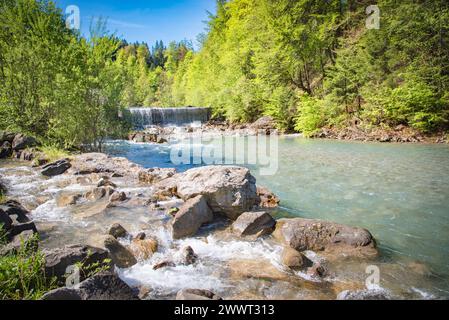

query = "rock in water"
(12, 133), (37, 151)
(108, 223), (129, 239)
(103, 235), (137, 268)
(176, 166), (258, 220)
(129, 237), (158, 261)
(176, 289), (222, 300)
(41, 159), (71, 177)
(281, 247), (313, 270)
(257, 186), (280, 208)
(171, 195), (214, 239)
(273, 218), (377, 257)
(109, 191), (127, 202)
(232, 211), (276, 237)
(181, 246), (198, 265)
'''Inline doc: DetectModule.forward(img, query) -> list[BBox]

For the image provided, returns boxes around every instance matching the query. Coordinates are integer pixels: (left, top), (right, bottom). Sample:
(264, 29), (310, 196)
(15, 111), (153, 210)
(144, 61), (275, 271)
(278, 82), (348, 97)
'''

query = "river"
(104, 136), (449, 298)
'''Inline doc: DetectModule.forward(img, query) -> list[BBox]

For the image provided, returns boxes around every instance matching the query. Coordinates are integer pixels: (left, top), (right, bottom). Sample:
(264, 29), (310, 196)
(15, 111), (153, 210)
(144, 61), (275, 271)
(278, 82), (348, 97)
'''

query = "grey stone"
(41, 159), (71, 177)
(232, 211), (276, 237)
(171, 195), (214, 239)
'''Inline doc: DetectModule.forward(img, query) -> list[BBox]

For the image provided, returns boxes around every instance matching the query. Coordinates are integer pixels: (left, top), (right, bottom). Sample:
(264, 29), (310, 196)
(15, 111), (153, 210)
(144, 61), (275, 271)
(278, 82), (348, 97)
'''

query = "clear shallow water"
(105, 137), (449, 297)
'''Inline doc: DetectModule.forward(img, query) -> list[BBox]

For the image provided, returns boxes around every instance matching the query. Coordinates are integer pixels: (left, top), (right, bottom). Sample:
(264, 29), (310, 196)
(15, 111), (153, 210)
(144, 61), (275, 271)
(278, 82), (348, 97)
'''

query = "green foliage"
(72, 249), (112, 280)
(0, 233), (56, 300)
(39, 144), (70, 163)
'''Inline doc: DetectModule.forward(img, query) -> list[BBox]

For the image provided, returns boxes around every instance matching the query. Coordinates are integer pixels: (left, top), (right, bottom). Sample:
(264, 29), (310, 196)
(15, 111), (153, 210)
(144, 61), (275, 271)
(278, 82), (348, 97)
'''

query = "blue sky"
(54, 0), (216, 48)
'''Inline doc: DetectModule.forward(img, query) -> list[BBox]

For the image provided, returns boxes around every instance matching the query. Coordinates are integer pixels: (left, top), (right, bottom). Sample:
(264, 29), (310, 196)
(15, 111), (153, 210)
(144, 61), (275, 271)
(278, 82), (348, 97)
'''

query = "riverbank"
(1, 136), (447, 300)
(126, 117), (449, 145)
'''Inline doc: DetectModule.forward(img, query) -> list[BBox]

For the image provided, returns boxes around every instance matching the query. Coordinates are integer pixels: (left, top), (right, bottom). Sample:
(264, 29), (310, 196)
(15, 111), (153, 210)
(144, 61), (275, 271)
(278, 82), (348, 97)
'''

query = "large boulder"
(232, 211), (276, 237)
(74, 272), (139, 300)
(171, 195), (214, 239)
(273, 218), (377, 256)
(176, 289), (222, 300)
(12, 133), (37, 151)
(43, 244), (111, 282)
(103, 235), (137, 268)
(42, 272), (139, 300)
(68, 153), (142, 178)
(176, 166), (258, 220)
(41, 159), (71, 177)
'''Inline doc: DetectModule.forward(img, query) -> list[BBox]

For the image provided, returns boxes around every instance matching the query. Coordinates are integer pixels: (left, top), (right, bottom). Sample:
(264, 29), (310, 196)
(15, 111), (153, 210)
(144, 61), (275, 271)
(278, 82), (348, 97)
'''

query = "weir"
(128, 107), (211, 128)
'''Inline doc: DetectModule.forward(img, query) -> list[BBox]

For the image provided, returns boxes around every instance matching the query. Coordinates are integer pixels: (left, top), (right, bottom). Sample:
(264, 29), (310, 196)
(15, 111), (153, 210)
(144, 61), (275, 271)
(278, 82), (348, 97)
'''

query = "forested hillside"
(0, 0), (448, 150)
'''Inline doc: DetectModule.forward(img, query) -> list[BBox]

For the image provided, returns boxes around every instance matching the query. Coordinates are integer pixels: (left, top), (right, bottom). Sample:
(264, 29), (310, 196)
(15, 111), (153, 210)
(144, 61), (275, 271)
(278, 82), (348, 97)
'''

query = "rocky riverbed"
(1, 145), (441, 300)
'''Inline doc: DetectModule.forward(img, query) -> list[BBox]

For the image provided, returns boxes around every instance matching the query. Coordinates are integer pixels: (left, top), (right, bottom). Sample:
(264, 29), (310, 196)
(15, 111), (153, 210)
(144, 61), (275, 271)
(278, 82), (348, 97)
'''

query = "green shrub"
(0, 233), (56, 300)
(294, 95), (327, 137)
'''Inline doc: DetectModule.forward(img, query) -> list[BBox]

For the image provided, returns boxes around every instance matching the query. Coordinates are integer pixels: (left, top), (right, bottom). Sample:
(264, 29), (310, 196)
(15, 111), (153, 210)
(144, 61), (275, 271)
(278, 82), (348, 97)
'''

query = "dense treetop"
(0, 0), (448, 149)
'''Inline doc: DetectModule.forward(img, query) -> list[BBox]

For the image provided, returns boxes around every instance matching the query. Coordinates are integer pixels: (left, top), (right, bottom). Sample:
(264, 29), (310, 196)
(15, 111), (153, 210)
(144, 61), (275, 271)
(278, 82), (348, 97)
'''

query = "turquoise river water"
(104, 136), (449, 298)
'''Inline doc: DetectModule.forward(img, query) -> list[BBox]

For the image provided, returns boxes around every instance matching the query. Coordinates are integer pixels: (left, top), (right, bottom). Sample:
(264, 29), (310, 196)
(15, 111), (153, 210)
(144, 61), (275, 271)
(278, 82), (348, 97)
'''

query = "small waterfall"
(128, 107), (211, 128)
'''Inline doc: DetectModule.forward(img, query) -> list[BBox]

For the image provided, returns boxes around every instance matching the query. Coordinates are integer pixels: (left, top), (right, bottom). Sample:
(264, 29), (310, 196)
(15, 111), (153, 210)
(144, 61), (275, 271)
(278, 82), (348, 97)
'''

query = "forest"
(0, 0), (448, 149)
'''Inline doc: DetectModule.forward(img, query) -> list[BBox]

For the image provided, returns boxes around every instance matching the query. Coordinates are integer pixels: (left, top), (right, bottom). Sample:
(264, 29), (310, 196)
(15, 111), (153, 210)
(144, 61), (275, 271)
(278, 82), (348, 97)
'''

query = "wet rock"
(176, 289), (222, 300)
(75, 272), (139, 300)
(55, 192), (81, 207)
(12, 133), (37, 151)
(0, 201), (38, 242)
(180, 246), (198, 265)
(85, 187), (113, 201)
(256, 186), (280, 208)
(281, 247), (313, 270)
(176, 166), (258, 220)
(41, 159), (71, 177)
(108, 223), (129, 239)
(171, 195), (214, 239)
(97, 177), (117, 188)
(337, 289), (392, 300)
(0, 141), (12, 159)
(138, 168), (177, 184)
(273, 218), (377, 257)
(153, 260), (176, 270)
(228, 259), (289, 282)
(134, 232), (146, 240)
(129, 237), (158, 260)
(307, 262), (328, 278)
(232, 211), (276, 237)
(157, 137), (168, 144)
(43, 244), (111, 282)
(103, 235), (137, 268)
(109, 191), (127, 202)
(42, 288), (82, 300)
